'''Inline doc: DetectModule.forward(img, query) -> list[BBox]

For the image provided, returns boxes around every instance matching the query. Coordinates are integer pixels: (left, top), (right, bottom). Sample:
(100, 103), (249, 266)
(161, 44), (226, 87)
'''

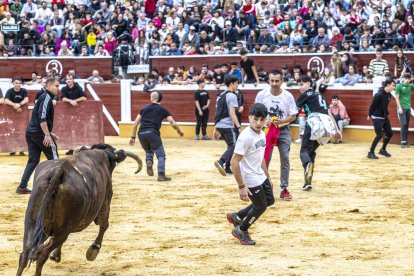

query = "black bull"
(17, 144), (142, 276)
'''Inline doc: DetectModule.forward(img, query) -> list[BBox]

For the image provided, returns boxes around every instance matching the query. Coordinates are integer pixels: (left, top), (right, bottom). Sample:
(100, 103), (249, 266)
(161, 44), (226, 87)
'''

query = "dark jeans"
(237, 179), (275, 231)
(20, 134), (59, 188)
(217, 127), (238, 165)
(370, 118), (393, 152)
(138, 130), (166, 176)
(398, 109), (411, 143)
(300, 125), (319, 171)
(195, 109), (209, 136)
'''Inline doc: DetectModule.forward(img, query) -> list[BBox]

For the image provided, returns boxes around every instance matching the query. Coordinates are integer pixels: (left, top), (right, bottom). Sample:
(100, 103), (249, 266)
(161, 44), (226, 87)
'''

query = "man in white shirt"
(226, 103), (275, 245)
(21, 0), (37, 20)
(255, 71), (297, 200)
(34, 1), (52, 26)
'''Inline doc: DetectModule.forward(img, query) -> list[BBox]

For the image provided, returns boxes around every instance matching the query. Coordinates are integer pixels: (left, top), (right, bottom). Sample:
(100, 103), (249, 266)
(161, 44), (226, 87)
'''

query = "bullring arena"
(0, 54), (414, 275)
(1, 137), (414, 275)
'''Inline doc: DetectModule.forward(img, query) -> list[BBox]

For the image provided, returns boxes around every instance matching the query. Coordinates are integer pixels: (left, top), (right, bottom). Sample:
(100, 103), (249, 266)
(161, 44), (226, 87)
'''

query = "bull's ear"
(114, 150), (127, 163)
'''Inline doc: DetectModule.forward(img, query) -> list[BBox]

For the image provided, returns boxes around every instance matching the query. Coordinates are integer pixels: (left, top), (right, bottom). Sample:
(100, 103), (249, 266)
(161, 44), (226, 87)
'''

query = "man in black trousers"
(16, 77), (61, 194)
(367, 77), (396, 159)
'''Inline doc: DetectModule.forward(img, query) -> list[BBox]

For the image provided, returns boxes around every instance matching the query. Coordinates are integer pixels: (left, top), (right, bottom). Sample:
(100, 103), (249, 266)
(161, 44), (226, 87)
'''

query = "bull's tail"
(27, 163), (66, 261)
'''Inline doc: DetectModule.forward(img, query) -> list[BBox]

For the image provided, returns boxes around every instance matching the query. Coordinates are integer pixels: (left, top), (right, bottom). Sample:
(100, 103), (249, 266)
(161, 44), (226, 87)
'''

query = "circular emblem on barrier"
(307, 56), (325, 75)
(45, 60), (63, 75)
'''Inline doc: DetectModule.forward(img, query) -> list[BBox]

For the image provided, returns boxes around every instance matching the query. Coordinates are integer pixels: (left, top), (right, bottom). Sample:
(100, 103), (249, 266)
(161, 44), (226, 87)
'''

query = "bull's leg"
(34, 236), (68, 276)
(17, 218), (36, 276)
(16, 250), (30, 276)
(49, 245), (62, 263)
(86, 191), (112, 261)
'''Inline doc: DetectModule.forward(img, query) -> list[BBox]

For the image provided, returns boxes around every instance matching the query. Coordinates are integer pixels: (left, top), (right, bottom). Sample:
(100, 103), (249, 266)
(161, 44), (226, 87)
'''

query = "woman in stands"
(316, 67), (335, 94)
(289, 24), (305, 48)
(303, 19), (318, 45)
(246, 29), (258, 52)
(395, 49), (413, 79)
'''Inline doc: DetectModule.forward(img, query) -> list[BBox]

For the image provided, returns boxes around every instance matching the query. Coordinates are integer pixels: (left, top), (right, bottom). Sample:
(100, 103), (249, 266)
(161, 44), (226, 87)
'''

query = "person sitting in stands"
(87, 70), (104, 83)
(328, 95), (350, 144)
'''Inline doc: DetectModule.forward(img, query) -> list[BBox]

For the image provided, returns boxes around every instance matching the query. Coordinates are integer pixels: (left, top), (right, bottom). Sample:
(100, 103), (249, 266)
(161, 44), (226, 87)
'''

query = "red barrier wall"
(150, 52), (411, 78)
(0, 106), (30, 152)
(131, 87), (414, 144)
(0, 101), (104, 153)
(0, 57), (112, 79)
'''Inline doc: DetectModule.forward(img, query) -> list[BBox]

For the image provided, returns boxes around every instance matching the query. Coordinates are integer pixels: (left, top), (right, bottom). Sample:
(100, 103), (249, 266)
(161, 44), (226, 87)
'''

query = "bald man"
(129, 91), (183, 181)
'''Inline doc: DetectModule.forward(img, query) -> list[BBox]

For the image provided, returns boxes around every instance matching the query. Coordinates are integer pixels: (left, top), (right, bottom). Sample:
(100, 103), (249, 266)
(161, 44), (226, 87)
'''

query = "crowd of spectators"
(1, 0), (414, 63)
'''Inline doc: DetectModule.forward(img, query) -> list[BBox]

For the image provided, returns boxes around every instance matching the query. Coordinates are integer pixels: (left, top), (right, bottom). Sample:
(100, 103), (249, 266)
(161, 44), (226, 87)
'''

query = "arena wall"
(0, 101), (104, 153)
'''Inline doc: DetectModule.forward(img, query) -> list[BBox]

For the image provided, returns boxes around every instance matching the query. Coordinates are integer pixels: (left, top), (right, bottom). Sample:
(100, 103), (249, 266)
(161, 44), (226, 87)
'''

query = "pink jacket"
(329, 100), (350, 121)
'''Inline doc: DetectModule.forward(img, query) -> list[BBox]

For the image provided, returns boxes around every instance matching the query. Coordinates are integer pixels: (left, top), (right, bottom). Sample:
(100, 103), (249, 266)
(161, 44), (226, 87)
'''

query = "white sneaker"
(294, 138), (302, 144)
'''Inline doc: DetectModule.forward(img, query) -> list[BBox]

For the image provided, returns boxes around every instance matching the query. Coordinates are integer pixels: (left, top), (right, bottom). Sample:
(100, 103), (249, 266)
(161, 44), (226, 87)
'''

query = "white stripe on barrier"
(86, 84), (120, 135)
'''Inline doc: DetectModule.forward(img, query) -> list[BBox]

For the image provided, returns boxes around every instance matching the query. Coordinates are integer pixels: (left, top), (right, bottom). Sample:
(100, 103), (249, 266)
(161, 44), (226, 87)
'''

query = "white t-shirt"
(234, 127), (267, 188)
(255, 87), (298, 123)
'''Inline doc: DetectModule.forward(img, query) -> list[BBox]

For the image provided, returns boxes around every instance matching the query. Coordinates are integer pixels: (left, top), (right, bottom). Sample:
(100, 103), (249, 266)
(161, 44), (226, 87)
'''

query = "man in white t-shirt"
(255, 71), (297, 200)
(226, 103), (275, 245)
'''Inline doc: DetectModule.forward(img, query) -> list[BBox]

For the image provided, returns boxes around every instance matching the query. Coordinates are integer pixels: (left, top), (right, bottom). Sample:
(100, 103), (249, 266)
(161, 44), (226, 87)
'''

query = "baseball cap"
(190, 26), (196, 30)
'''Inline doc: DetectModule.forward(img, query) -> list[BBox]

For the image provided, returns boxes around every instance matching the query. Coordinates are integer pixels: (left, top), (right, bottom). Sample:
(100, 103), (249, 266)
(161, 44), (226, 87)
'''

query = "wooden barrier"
(0, 101), (104, 153)
(0, 57), (113, 79)
(130, 86), (414, 144)
(150, 52), (413, 78)
(0, 105), (30, 152)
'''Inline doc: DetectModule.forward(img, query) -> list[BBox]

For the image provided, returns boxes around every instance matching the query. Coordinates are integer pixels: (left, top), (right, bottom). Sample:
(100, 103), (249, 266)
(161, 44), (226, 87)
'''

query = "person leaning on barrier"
(5, 77), (29, 156)
(61, 73), (87, 155)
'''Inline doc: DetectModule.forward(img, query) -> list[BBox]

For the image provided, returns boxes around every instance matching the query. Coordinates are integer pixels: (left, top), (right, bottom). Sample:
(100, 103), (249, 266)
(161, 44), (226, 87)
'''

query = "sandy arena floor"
(0, 136), (413, 276)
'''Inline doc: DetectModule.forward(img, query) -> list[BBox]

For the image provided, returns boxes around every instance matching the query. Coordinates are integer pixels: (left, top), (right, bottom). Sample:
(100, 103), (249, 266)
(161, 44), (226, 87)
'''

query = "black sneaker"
(16, 187), (31, 194)
(302, 183), (312, 191)
(367, 151), (378, 159)
(146, 160), (154, 176)
(231, 226), (255, 245)
(157, 175), (171, 181)
(65, 150), (74, 155)
(226, 212), (241, 227)
(401, 143), (406, 148)
(304, 162), (314, 184)
(214, 160), (226, 176)
(379, 149), (391, 157)
(225, 164), (233, 174)
(19, 151), (26, 156)
(9, 152), (16, 156)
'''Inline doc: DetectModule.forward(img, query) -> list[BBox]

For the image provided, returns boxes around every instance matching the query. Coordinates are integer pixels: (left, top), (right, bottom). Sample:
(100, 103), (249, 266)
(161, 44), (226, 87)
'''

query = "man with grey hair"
(312, 27), (330, 50)
(129, 91), (184, 181)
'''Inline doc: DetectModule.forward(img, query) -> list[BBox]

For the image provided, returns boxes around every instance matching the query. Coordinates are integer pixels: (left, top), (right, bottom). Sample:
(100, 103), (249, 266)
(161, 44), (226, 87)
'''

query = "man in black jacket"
(16, 77), (60, 194)
(367, 77), (396, 159)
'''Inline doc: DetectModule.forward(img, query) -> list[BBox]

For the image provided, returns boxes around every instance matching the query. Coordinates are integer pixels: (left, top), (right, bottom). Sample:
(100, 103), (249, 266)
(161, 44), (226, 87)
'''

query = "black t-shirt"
(240, 58), (255, 81)
(61, 83), (86, 100)
(139, 103), (172, 135)
(26, 90), (55, 135)
(296, 89), (328, 116)
(194, 89), (210, 110)
(213, 72), (225, 84)
(5, 88), (28, 103)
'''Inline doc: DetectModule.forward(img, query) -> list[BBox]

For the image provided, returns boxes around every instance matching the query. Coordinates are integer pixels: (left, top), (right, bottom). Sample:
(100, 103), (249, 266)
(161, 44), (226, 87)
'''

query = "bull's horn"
(124, 151), (143, 174)
(73, 146), (91, 153)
